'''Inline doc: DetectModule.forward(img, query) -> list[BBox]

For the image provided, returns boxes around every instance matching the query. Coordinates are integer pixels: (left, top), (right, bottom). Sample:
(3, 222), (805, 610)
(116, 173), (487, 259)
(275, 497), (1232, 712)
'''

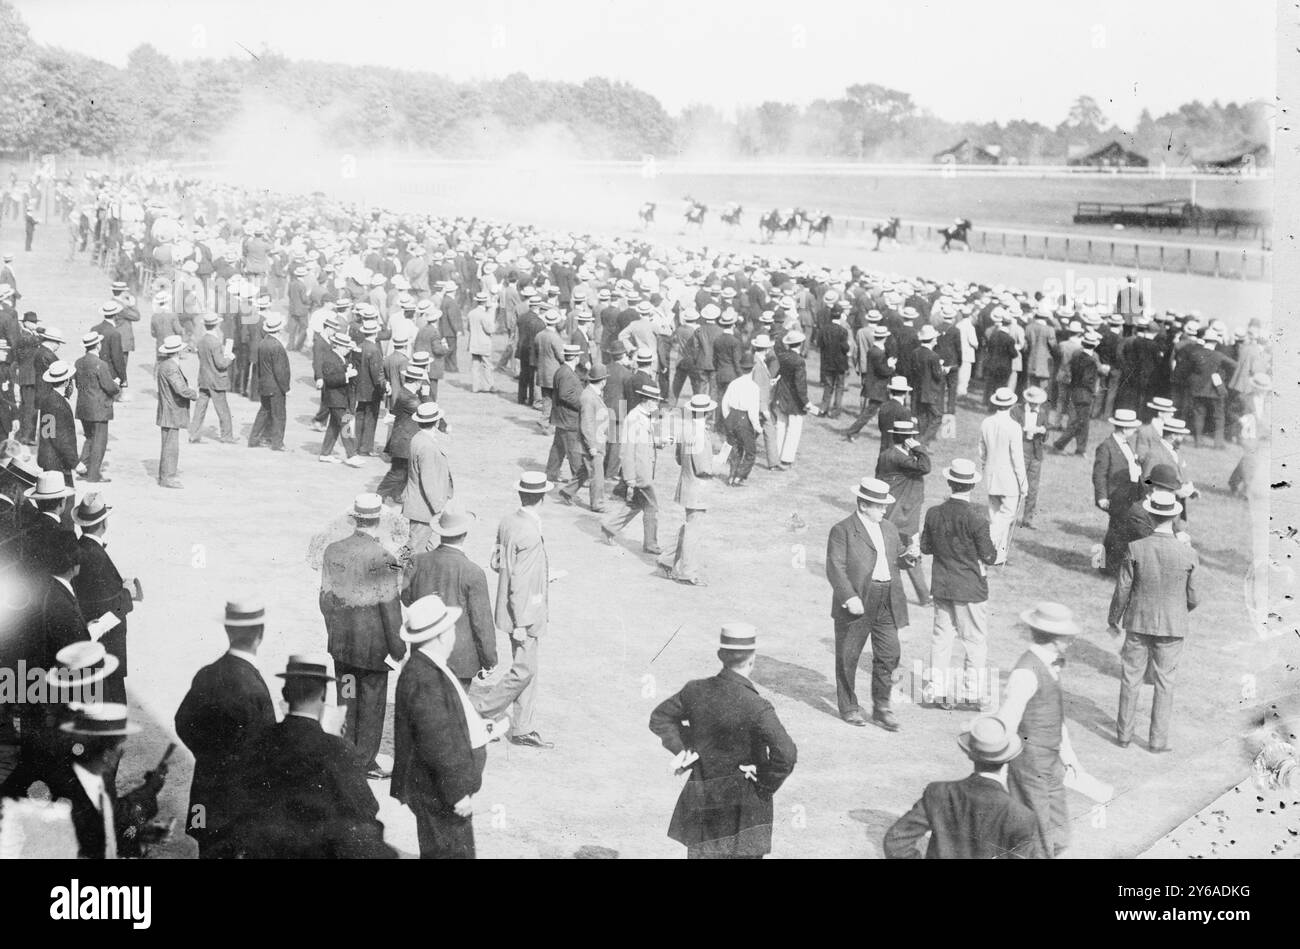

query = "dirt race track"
(5, 188), (1289, 859)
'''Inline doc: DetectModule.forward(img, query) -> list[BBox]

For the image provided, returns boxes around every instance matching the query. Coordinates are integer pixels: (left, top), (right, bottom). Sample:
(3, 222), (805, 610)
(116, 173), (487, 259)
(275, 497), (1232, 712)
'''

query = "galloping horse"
(639, 202), (656, 229)
(758, 208), (782, 242)
(721, 203), (743, 228)
(872, 216), (901, 251)
(940, 217), (973, 252)
(683, 196), (707, 231)
(803, 212), (832, 245)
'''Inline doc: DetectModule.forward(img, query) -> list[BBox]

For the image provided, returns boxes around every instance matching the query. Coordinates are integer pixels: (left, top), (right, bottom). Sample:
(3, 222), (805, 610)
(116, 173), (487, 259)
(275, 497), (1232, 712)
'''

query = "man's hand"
(511, 626), (529, 644)
(1097, 499), (1110, 511)
(453, 795), (473, 818)
(1107, 624), (1122, 637)
(738, 764), (758, 782)
(844, 596), (865, 616)
(315, 379), (323, 389)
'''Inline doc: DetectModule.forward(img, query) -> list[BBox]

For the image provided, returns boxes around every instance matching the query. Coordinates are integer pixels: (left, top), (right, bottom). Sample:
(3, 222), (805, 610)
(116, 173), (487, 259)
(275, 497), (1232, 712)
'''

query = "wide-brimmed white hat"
(400, 594), (462, 644)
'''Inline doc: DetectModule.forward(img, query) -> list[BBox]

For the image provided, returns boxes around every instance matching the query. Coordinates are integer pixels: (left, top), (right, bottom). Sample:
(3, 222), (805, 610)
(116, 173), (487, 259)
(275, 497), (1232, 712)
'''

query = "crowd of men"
(0, 162), (1272, 859)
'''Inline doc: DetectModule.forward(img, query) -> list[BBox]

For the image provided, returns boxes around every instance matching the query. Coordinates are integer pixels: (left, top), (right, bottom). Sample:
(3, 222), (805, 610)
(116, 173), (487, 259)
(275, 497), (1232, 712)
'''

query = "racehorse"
(639, 202), (656, 229)
(940, 218), (973, 252)
(872, 216), (901, 251)
(683, 196), (707, 231)
(803, 212), (832, 245)
(758, 208), (782, 242)
(721, 203), (743, 228)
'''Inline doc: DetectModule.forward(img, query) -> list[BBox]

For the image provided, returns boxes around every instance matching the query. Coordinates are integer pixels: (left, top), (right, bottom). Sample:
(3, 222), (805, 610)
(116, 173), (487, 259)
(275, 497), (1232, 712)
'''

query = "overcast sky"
(14, 0), (1277, 127)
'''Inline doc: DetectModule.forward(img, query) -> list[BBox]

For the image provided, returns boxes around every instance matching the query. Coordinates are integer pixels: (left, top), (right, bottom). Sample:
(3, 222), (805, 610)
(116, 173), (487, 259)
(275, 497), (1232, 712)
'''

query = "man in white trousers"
(978, 388), (1027, 565)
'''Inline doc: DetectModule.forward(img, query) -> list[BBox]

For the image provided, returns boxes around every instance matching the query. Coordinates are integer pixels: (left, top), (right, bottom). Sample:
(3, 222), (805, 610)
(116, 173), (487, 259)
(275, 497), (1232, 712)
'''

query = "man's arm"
(825, 523), (856, 607)
(647, 689), (686, 754)
(997, 668), (1038, 736)
(1091, 443), (1109, 506)
(1108, 548), (1134, 630)
(1186, 550), (1199, 612)
(465, 569), (498, 670)
(882, 797), (930, 859)
(755, 704), (797, 795)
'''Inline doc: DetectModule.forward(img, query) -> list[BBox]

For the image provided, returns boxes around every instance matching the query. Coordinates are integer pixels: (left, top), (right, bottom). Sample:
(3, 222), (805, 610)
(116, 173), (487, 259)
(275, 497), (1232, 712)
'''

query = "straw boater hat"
(1019, 602), (1081, 637)
(414, 403), (442, 425)
(433, 509), (476, 537)
(854, 477), (895, 506)
(42, 360), (74, 385)
(40, 326), (65, 344)
(634, 348), (654, 365)
(517, 470), (554, 493)
(636, 382), (663, 402)
(202, 313), (222, 326)
(562, 344), (581, 360)
(943, 457), (981, 485)
(158, 335), (183, 355)
(71, 493), (112, 527)
(400, 594), (462, 644)
(1108, 408), (1140, 428)
(686, 393), (716, 414)
(1142, 489), (1183, 518)
(1146, 397), (1176, 414)
(718, 623), (757, 651)
(82, 331), (102, 349)
(60, 702), (140, 737)
(917, 324), (938, 342)
(275, 654), (336, 682)
(401, 365), (428, 383)
(350, 493), (384, 520)
(957, 715), (1023, 764)
(890, 418), (919, 437)
(224, 598), (266, 628)
(1161, 417), (1189, 437)
(886, 375), (912, 393)
(263, 314), (284, 333)
(101, 301), (123, 318)
(1022, 386), (1047, 405)
(46, 641), (119, 690)
(990, 387), (1017, 408)
(783, 329), (806, 346)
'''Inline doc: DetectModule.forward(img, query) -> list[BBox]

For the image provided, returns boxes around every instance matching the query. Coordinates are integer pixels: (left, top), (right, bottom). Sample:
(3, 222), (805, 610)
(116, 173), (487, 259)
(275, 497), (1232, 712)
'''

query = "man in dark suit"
(70, 495), (133, 705)
(873, 375), (915, 455)
(401, 510), (497, 687)
(190, 313), (236, 443)
(1094, 409), (1143, 575)
(844, 323), (893, 441)
(377, 365), (424, 504)
(1186, 332), (1237, 449)
(247, 315), (291, 451)
(14, 313), (42, 442)
(353, 321), (387, 455)
(981, 311), (1017, 404)
(392, 595), (488, 858)
(648, 624), (797, 859)
(920, 459), (999, 710)
(225, 656), (394, 859)
(1010, 386), (1049, 529)
(545, 346), (585, 484)
(1108, 490), (1198, 753)
(1051, 331), (1102, 455)
(174, 599), (276, 857)
(884, 715), (1043, 859)
(318, 332), (363, 465)
(825, 477), (910, 731)
(817, 310), (851, 418)
(35, 360), (78, 486)
(319, 493), (406, 777)
(59, 704), (168, 859)
(911, 325), (946, 444)
(875, 419), (931, 605)
(515, 301), (545, 407)
(91, 302), (127, 392)
(73, 333), (119, 483)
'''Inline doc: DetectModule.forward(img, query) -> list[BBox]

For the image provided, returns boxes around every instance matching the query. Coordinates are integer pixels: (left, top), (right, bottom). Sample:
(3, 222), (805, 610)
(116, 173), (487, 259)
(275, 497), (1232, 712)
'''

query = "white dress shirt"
(72, 762), (117, 859)
(856, 512), (891, 581)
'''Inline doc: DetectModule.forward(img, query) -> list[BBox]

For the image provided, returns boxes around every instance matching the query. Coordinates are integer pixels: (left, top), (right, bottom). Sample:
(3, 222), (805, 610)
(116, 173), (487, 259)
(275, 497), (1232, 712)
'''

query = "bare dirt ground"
(5, 178), (1288, 859)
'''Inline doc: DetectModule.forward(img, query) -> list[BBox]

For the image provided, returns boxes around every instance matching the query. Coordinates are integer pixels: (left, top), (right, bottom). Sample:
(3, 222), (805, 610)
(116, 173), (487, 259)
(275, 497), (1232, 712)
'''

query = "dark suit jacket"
(384, 387), (420, 459)
(920, 497), (998, 603)
(912, 346), (946, 406)
(884, 773), (1044, 859)
(773, 350), (808, 414)
(1010, 404), (1047, 461)
(1108, 531), (1199, 636)
(1067, 347), (1100, 402)
(93, 318), (126, 382)
(876, 398), (915, 450)
(875, 443), (931, 536)
(319, 531), (406, 671)
(648, 669), (797, 856)
(195, 332), (233, 391)
(35, 390), (78, 473)
(355, 339), (386, 402)
(253, 336), (291, 397)
(319, 349), (352, 409)
(174, 652), (276, 842)
(223, 715), (392, 859)
(32, 576), (90, 669)
(401, 545), (498, 680)
(1092, 435), (1139, 506)
(826, 513), (909, 626)
(71, 536), (132, 678)
(73, 353), (119, 422)
(863, 345), (892, 401)
(391, 650), (485, 811)
(549, 363), (583, 430)
(818, 322), (850, 374)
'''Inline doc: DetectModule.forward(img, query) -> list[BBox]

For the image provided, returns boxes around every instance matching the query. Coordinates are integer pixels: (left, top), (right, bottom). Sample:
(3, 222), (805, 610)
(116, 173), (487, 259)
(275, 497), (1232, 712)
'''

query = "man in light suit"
(476, 471), (553, 749)
(402, 403), (453, 555)
(401, 509), (498, 688)
(467, 290), (497, 393)
(533, 310), (566, 433)
(392, 595), (489, 858)
(884, 715), (1044, 859)
(174, 599), (276, 857)
(1108, 490), (1198, 753)
(319, 494), (406, 778)
(978, 388), (1027, 564)
(189, 313), (236, 444)
(825, 477), (910, 732)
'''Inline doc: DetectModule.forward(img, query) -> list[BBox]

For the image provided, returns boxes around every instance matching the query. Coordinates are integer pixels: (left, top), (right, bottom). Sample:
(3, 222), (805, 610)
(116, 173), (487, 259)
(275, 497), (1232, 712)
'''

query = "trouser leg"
(845, 397), (882, 436)
(190, 391), (211, 439)
(411, 796), (476, 859)
(1023, 453), (1042, 521)
(1116, 632), (1149, 744)
(833, 619), (870, 716)
(377, 457), (409, 501)
(1148, 636), (1182, 749)
(159, 427), (180, 481)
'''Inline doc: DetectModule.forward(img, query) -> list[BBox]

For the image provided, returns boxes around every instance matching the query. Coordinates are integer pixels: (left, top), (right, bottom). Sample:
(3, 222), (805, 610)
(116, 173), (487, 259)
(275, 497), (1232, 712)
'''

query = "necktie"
(1051, 658), (1066, 670)
(100, 787), (117, 859)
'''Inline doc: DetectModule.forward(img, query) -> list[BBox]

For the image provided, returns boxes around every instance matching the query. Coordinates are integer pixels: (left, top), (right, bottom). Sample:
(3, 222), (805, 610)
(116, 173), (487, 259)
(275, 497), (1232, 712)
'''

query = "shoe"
(159, 479), (184, 489)
(508, 732), (554, 749)
(319, 455), (341, 464)
(189, 437), (203, 444)
(556, 492), (574, 506)
(600, 530), (616, 546)
(590, 506), (607, 513)
(644, 546), (663, 555)
(1149, 745), (1173, 754)
(871, 709), (901, 732)
(219, 436), (239, 444)
(74, 463), (88, 475)
(270, 445), (286, 452)
(83, 476), (111, 483)
(311, 421), (326, 432)
(733, 479), (747, 487)
(1117, 738), (1131, 748)
(842, 711), (868, 727)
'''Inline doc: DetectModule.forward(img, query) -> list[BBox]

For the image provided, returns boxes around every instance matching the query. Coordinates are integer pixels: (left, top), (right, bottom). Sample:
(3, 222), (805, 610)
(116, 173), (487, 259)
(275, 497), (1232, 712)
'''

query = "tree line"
(0, 1), (1268, 166)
